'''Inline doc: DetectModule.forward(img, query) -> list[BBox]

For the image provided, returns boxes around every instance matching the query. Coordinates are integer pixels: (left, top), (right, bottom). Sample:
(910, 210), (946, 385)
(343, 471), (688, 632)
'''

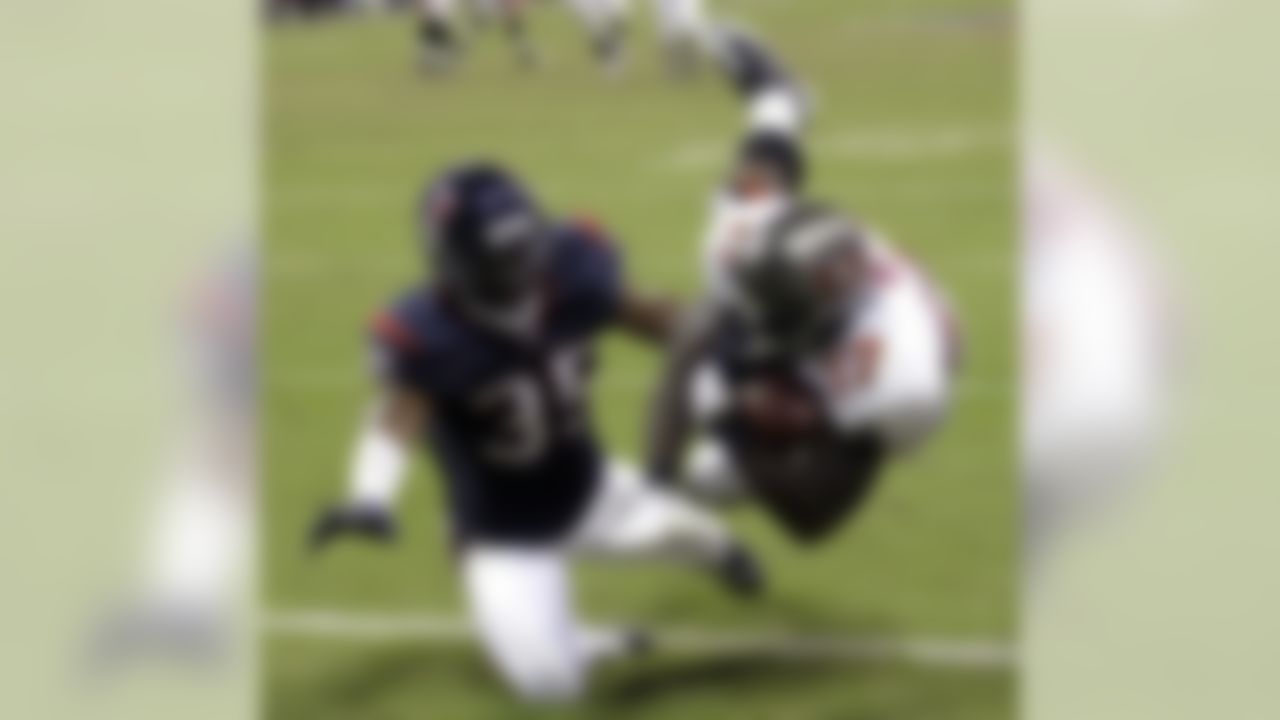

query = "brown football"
(734, 379), (823, 439)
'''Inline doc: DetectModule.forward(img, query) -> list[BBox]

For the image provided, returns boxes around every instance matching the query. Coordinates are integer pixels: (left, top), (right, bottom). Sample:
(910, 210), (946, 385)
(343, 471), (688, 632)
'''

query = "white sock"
(749, 87), (806, 137)
(347, 408), (409, 509)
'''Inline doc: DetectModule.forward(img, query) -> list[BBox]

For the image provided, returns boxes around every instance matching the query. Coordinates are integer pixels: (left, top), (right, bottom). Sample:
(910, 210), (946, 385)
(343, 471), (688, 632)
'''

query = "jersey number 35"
(471, 348), (589, 467)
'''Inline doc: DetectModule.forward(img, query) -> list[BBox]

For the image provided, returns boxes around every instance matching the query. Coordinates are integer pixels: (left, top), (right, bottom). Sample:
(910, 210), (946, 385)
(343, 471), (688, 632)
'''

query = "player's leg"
(684, 439), (752, 506)
(562, 0), (631, 74)
(570, 461), (764, 596)
(725, 28), (811, 132)
(696, 23), (813, 294)
(681, 364), (751, 505)
(463, 546), (585, 701)
(416, 0), (465, 73)
(495, 0), (540, 68)
(462, 545), (644, 700)
(650, 0), (710, 79)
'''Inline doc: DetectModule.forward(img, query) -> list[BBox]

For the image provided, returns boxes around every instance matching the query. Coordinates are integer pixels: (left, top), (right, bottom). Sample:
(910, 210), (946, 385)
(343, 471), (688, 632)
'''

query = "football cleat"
(711, 23), (816, 128)
(713, 24), (795, 97)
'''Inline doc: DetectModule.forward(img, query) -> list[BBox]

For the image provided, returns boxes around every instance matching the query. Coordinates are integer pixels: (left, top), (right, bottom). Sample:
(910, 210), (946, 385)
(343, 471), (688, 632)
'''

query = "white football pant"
(463, 460), (733, 702)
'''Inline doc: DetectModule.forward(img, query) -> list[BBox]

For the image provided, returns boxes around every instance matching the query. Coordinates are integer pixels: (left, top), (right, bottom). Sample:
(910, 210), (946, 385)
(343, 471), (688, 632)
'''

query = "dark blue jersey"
(370, 219), (623, 542)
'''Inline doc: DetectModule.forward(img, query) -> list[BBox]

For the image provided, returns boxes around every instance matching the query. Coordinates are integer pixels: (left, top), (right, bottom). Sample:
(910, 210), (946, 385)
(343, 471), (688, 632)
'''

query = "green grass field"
(265, 0), (1014, 716)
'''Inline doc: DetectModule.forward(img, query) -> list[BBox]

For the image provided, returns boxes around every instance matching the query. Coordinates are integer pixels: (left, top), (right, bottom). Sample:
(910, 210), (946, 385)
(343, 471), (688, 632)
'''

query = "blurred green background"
(265, 0), (1014, 716)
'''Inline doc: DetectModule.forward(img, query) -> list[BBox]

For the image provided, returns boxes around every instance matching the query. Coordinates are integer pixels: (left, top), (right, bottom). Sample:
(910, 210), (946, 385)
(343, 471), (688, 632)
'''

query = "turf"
(265, 0), (1015, 716)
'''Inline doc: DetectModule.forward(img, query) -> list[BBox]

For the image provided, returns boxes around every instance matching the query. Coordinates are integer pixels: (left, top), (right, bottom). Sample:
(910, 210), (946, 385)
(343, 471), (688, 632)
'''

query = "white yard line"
(265, 609), (1014, 670)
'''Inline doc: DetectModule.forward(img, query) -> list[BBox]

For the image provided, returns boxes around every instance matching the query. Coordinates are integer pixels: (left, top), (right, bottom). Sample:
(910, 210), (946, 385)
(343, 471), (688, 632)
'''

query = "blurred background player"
(561, 0), (710, 78)
(1022, 147), (1175, 569)
(417, 0), (538, 72)
(561, 0), (631, 74)
(644, 29), (960, 542)
(89, 246), (255, 670)
(651, 0), (712, 79)
(308, 163), (761, 702)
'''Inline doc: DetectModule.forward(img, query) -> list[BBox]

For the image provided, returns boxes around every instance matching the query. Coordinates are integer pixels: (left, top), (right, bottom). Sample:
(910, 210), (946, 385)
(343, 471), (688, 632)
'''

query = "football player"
(651, 0), (713, 79)
(647, 204), (960, 541)
(560, 0), (711, 78)
(561, 0), (631, 75)
(643, 30), (960, 542)
(416, 0), (465, 71)
(416, 0), (537, 72)
(309, 163), (762, 701)
(87, 247), (255, 671)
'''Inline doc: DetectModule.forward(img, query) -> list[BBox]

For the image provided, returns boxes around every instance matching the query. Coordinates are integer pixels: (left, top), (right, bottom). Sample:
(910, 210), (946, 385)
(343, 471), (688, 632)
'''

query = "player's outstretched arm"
(308, 386), (428, 552)
(613, 290), (682, 345)
(642, 299), (722, 484)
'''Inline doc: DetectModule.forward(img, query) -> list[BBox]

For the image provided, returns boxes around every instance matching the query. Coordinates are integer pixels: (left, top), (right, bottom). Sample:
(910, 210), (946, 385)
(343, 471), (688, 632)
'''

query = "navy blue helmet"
(420, 162), (552, 309)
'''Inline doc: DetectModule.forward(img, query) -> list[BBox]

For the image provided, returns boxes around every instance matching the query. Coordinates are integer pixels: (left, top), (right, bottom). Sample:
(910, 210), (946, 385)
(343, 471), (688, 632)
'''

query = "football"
(733, 378), (825, 439)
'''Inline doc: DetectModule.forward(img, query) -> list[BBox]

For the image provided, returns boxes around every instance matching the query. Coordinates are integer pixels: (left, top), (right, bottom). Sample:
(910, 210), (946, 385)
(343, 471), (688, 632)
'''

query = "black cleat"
(308, 504), (398, 553)
(713, 24), (795, 98)
(716, 543), (766, 599)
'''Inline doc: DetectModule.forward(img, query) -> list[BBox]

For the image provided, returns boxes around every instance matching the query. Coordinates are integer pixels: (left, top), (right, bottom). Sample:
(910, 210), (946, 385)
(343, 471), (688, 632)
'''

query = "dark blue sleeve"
(367, 295), (439, 395)
(552, 218), (625, 336)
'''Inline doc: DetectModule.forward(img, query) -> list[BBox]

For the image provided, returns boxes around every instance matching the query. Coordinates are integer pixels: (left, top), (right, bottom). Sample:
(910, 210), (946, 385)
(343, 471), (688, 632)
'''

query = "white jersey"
(803, 234), (958, 452)
(699, 199), (958, 454)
